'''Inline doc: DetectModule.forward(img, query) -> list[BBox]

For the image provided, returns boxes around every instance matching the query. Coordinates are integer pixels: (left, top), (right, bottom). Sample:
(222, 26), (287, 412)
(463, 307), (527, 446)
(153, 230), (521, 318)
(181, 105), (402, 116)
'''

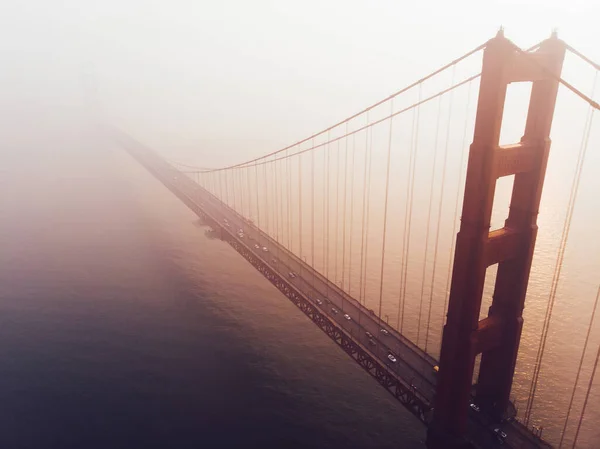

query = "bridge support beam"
(427, 31), (565, 449)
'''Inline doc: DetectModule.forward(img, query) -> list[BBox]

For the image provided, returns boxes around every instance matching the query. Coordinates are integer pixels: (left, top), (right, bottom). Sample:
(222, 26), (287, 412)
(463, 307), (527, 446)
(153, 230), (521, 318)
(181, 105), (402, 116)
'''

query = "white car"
(343, 314), (351, 321)
(470, 403), (480, 412)
(254, 244), (260, 249)
(380, 328), (389, 336)
(288, 272), (297, 279)
(315, 299), (323, 305)
(262, 246), (268, 252)
(387, 354), (397, 363)
(331, 308), (339, 314)
(493, 428), (507, 444)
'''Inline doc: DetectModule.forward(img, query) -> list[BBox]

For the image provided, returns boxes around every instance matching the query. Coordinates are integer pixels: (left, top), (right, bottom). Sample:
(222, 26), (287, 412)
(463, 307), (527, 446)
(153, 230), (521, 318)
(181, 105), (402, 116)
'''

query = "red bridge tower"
(428, 31), (565, 448)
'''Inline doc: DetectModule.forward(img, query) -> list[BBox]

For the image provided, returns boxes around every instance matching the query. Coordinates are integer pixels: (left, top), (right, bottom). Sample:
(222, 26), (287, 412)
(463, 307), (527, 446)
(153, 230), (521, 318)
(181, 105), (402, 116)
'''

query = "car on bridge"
(315, 298), (323, 305)
(387, 353), (397, 363)
(254, 244), (260, 249)
(271, 258), (277, 264)
(368, 339), (376, 346)
(343, 314), (351, 321)
(493, 428), (507, 444)
(331, 308), (339, 314)
(470, 403), (480, 412)
(365, 331), (374, 339)
(380, 328), (389, 336)
(262, 246), (268, 252)
(288, 272), (297, 278)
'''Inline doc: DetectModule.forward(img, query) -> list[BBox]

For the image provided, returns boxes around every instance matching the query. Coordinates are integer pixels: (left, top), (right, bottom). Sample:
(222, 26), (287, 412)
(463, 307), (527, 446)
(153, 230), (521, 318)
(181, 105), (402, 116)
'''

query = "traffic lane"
(287, 276), (437, 399)
(278, 255), (436, 384)
(266, 244), (436, 373)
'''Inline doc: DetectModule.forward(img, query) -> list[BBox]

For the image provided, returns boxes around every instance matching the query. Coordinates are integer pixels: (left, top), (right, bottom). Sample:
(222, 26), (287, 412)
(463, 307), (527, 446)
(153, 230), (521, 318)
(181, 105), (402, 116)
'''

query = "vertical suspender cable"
(322, 134), (327, 274)
(417, 95), (443, 347)
(559, 285), (600, 447)
(441, 79), (473, 346)
(299, 152), (303, 266)
(237, 169), (242, 217)
(398, 84), (422, 332)
(219, 171), (224, 204)
(571, 309), (600, 449)
(342, 122), (349, 292)
(335, 139), (340, 285)
(362, 125), (373, 306)
(280, 158), (284, 244)
(326, 132), (331, 300)
(377, 99), (395, 324)
(348, 132), (356, 296)
(227, 170), (231, 207)
(246, 167), (252, 222)
(231, 167), (236, 212)
(311, 139), (315, 288)
(358, 114), (370, 305)
(273, 156), (279, 243)
(425, 68), (456, 353)
(287, 148), (292, 251)
(263, 162), (269, 237)
(255, 161), (260, 233)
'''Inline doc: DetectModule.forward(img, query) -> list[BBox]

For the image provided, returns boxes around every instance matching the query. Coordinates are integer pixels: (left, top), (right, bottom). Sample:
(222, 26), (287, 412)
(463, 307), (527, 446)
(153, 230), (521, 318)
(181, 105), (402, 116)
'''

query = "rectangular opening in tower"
(499, 82), (533, 146)
(490, 174), (515, 231)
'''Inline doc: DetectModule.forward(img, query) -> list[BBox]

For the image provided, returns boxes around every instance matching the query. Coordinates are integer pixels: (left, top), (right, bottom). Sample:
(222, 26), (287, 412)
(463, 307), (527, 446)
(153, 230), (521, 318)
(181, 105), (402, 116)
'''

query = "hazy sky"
(1, 0), (598, 166)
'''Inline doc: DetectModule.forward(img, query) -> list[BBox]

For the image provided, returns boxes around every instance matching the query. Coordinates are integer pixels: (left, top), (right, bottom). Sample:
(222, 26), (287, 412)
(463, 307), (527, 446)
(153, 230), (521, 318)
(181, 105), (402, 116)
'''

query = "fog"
(1, 1), (600, 448)
(1, 0), (598, 167)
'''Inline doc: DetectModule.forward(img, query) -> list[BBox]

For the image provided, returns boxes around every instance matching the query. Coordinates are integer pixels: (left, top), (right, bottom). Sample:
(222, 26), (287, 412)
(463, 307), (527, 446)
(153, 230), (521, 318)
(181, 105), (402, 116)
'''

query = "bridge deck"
(115, 129), (552, 449)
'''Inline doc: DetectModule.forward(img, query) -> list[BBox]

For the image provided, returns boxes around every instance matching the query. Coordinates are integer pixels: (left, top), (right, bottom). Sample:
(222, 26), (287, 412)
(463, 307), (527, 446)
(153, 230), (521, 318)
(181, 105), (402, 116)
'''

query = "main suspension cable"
(188, 74), (480, 173)
(566, 43), (600, 71)
(193, 43), (486, 173)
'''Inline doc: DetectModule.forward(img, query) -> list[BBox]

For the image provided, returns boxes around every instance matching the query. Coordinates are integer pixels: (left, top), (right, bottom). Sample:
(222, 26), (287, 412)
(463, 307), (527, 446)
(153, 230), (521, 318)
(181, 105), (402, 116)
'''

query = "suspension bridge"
(108, 31), (600, 448)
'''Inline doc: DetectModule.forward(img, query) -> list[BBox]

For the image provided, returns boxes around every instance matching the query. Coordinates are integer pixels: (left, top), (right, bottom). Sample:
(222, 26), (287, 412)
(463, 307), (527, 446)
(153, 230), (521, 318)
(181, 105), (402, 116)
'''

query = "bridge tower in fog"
(428, 31), (566, 448)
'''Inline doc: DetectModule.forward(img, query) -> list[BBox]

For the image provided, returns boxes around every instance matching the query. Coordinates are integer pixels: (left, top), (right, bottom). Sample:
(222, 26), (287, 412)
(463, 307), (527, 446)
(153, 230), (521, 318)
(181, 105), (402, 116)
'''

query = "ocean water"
(0, 129), (425, 449)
